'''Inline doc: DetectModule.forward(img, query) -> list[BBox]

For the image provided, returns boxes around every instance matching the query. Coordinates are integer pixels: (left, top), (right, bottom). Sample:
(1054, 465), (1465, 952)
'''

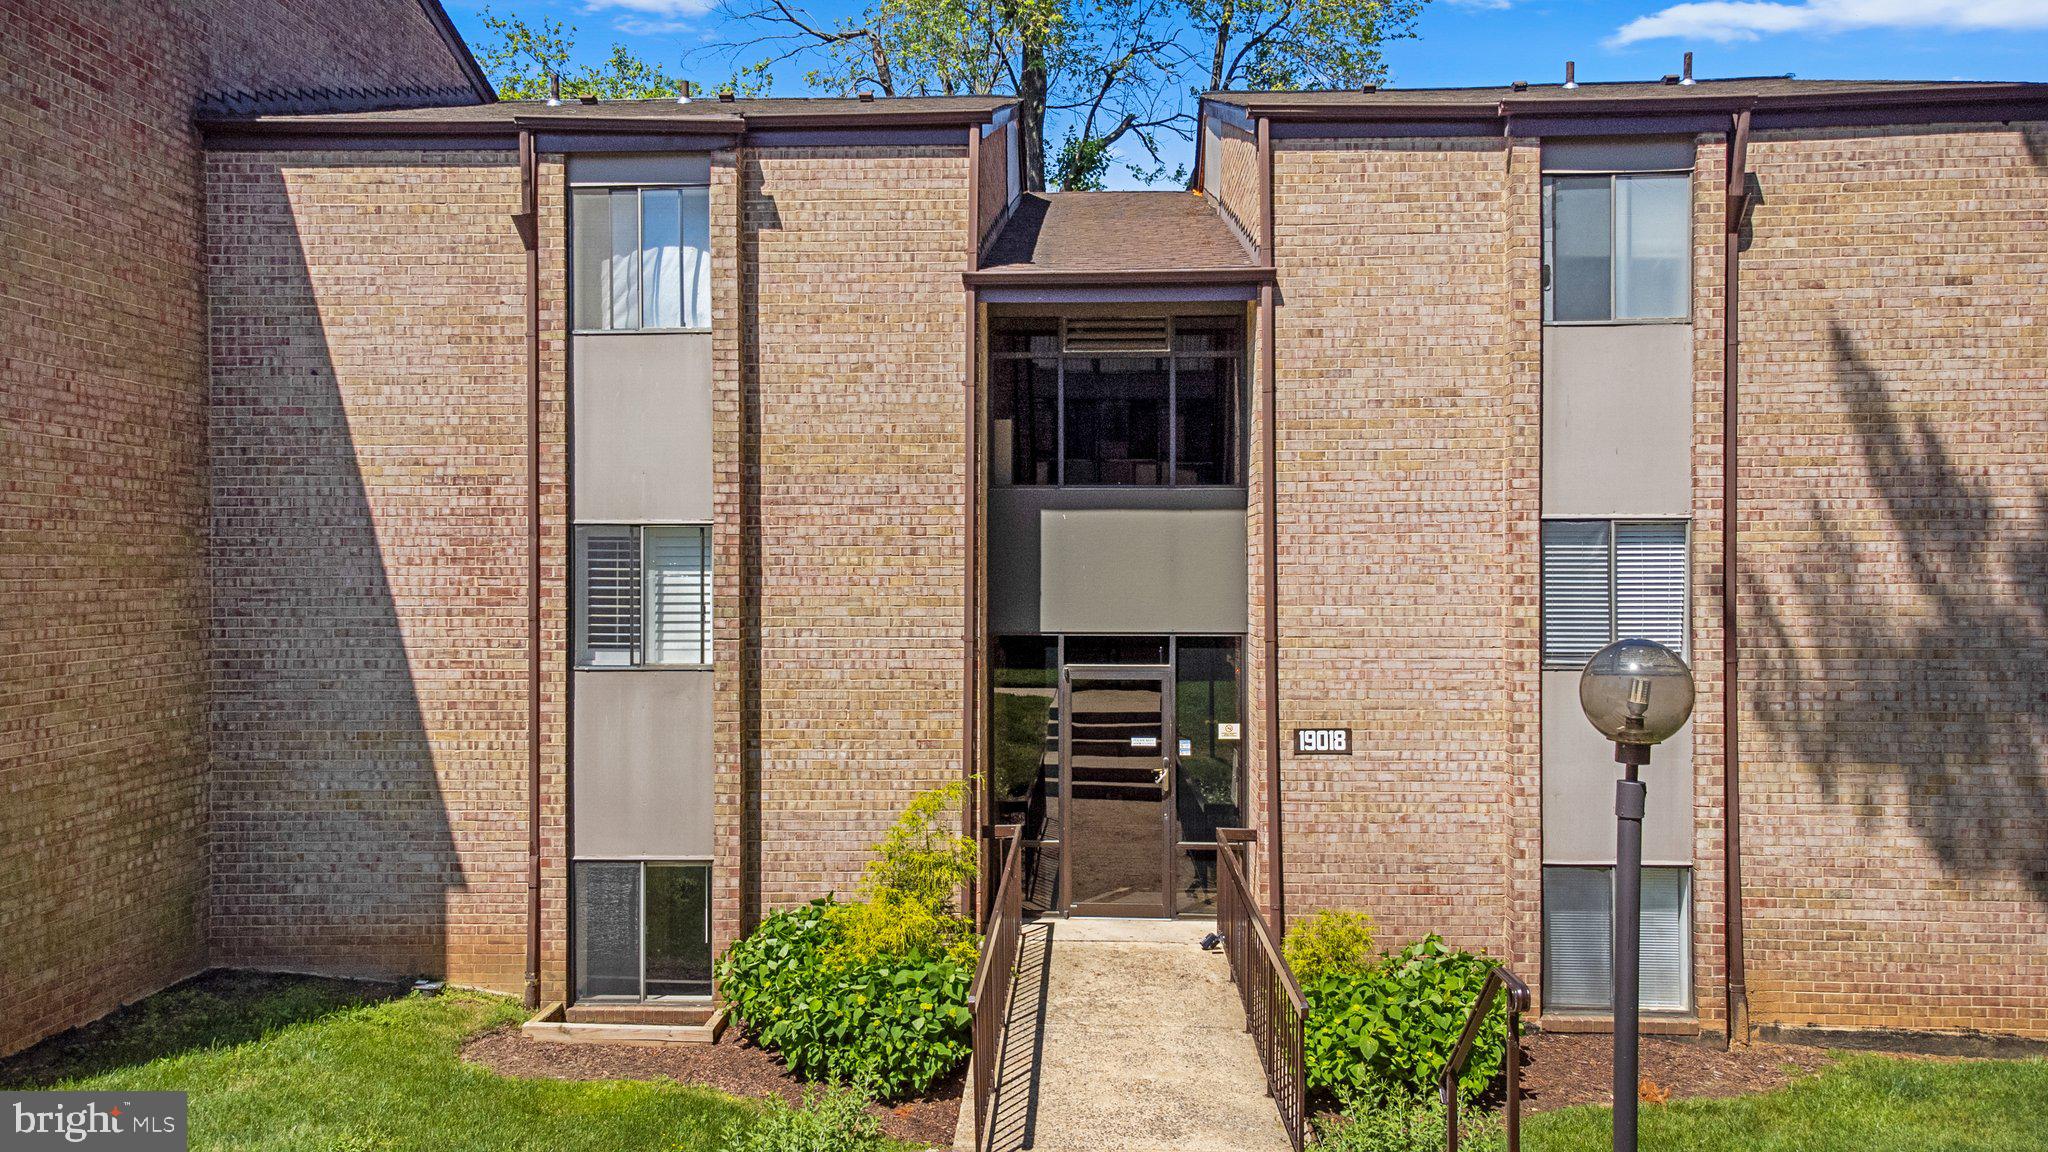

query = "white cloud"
(1613, 0), (2048, 45)
(585, 0), (716, 21)
(1444, 0), (1514, 8)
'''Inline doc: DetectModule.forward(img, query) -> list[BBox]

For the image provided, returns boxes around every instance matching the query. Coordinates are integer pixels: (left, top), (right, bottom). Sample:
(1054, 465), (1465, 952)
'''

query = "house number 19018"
(1294, 728), (1350, 755)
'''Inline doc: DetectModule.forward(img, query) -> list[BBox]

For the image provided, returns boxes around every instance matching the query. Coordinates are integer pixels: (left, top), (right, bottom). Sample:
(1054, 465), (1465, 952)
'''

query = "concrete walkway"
(955, 917), (1293, 1152)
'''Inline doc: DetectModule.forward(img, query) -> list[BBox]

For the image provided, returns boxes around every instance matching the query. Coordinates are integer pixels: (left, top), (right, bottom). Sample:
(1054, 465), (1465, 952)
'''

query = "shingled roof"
(1206, 76), (2048, 119)
(977, 192), (1261, 281)
(200, 95), (1014, 133)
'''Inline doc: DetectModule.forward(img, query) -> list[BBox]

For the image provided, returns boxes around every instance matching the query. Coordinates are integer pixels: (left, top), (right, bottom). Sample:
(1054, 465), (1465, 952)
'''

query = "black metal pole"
(1614, 751), (1648, 1152)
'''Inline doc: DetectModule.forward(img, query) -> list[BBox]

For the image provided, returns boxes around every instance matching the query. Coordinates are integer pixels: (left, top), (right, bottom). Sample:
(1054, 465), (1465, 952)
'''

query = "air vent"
(1061, 317), (1170, 354)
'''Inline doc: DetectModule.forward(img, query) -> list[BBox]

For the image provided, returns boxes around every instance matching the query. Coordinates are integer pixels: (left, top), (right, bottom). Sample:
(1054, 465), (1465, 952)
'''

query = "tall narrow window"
(576, 524), (712, 667)
(1543, 172), (1691, 323)
(644, 526), (711, 665)
(573, 186), (711, 330)
(576, 527), (641, 667)
(1541, 519), (1688, 667)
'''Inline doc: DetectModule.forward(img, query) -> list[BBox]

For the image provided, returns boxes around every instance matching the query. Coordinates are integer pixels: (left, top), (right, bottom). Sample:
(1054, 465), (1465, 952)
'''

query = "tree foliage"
(475, 8), (754, 101)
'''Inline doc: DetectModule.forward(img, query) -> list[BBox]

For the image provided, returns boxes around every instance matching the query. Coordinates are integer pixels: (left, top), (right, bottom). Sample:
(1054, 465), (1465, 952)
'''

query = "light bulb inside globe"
(1579, 638), (1695, 747)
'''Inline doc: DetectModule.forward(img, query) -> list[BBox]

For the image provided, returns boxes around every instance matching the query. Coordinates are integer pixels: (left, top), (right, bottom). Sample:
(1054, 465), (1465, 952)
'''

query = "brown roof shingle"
(201, 95), (1014, 132)
(1205, 76), (2048, 118)
(979, 192), (1258, 276)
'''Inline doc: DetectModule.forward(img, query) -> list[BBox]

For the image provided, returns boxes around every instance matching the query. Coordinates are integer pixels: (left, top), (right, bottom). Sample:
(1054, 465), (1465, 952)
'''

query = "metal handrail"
(966, 824), (1025, 1151)
(1216, 828), (1309, 1152)
(1442, 966), (1531, 1152)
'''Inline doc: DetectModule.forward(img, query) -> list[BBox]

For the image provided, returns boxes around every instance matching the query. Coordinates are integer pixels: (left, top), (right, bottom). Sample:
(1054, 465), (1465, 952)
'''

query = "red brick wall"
(730, 145), (972, 921)
(1734, 121), (2048, 1038)
(1265, 136), (1543, 959)
(205, 149), (532, 993)
(0, 1), (482, 1057)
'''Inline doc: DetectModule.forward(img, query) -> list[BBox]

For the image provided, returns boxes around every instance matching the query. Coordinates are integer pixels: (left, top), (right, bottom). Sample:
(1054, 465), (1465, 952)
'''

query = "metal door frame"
(1058, 663), (1177, 917)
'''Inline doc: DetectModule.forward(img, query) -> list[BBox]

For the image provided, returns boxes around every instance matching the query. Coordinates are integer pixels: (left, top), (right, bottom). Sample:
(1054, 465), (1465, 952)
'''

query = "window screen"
(573, 862), (641, 998)
(644, 526), (711, 665)
(574, 861), (713, 1000)
(576, 527), (640, 667)
(1544, 172), (1690, 323)
(1542, 519), (1687, 667)
(572, 186), (711, 330)
(1543, 865), (1691, 1012)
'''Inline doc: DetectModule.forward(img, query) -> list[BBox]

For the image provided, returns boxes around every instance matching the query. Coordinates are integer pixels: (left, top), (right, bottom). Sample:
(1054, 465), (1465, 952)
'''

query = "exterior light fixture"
(1578, 637), (1694, 1152)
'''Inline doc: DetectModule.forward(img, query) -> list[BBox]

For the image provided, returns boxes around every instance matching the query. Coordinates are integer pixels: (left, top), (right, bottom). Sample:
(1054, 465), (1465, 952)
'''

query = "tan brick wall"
(1214, 122), (1261, 246)
(732, 145), (971, 918)
(1733, 121), (2048, 1037)
(1, 1), (481, 1057)
(1265, 136), (1541, 959)
(206, 149), (532, 994)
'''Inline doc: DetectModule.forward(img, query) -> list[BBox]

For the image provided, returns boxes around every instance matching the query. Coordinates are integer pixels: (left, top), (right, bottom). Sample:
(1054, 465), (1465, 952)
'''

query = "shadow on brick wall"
(1746, 324), (2048, 904)
(208, 159), (465, 981)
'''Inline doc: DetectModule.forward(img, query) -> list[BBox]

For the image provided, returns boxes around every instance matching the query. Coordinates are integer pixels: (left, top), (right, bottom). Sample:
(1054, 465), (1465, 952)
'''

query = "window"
(574, 861), (712, 999)
(1542, 865), (1691, 1012)
(1541, 520), (1687, 668)
(575, 525), (711, 667)
(1543, 173), (1690, 323)
(573, 186), (711, 330)
(990, 317), (1243, 487)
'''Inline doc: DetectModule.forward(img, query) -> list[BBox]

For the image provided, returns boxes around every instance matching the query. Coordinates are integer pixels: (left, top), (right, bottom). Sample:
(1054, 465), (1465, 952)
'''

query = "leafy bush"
(717, 1085), (885, 1152)
(823, 890), (978, 969)
(1312, 1096), (1505, 1152)
(1283, 909), (1378, 987)
(1303, 935), (1509, 1109)
(717, 901), (974, 1100)
(863, 781), (976, 911)
(716, 787), (981, 1101)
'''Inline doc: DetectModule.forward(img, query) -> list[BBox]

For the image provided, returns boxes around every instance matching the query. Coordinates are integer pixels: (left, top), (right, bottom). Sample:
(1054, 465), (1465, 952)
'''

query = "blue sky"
(443, 0), (2048, 187)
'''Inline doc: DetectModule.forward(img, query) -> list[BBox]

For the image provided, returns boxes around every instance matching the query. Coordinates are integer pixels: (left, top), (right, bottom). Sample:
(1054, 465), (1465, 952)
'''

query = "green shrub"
(716, 901), (974, 1100)
(1284, 909), (1378, 987)
(716, 787), (982, 1102)
(717, 1085), (885, 1152)
(863, 781), (976, 912)
(1303, 936), (1509, 1109)
(823, 890), (978, 969)
(1312, 1096), (1505, 1152)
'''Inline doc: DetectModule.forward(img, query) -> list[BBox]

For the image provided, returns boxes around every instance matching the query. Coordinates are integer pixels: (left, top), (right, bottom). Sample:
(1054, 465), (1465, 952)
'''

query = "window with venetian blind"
(1541, 519), (1688, 668)
(574, 525), (711, 667)
(1542, 865), (1692, 1012)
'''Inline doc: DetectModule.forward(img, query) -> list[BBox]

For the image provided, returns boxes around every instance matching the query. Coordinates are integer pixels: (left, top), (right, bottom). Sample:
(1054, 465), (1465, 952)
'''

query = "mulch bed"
(461, 1026), (963, 1148)
(1518, 1032), (1835, 1112)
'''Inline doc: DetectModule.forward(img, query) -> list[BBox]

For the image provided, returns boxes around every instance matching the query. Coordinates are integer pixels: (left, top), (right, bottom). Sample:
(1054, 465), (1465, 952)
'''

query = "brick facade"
(206, 149), (532, 992)
(1264, 136), (1543, 959)
(1733, 122), (2048, 1038)
(730, 145), (972, 921)
(0, 1), (482, 1057)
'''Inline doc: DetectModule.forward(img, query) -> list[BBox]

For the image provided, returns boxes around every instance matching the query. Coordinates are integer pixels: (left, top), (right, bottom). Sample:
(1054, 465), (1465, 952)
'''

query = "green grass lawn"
(0, 973), (760, 1152)
(1524, 1053), (2048, 1152)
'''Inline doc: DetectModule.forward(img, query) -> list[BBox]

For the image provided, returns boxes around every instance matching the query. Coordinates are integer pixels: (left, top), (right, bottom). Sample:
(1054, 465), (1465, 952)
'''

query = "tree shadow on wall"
(208, 155), (467, 981)
(1744, 324), (2048, 903)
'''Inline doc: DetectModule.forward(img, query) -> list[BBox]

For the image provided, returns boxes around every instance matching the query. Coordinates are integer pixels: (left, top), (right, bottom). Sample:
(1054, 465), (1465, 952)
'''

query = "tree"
(475, 9), (692, 100)
(716, 0), (1426, 189)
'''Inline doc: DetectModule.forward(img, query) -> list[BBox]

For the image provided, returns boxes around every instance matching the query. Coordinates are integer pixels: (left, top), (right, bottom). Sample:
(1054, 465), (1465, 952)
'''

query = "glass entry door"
(1060, 666), (1174, 917)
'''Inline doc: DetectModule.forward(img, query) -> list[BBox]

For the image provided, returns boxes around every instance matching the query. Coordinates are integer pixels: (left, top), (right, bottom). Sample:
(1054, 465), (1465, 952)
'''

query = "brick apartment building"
(5, 2), (2047, 1057)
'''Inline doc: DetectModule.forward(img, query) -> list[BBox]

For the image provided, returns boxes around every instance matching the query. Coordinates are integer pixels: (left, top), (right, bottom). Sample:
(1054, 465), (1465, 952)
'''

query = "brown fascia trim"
(1235, 84), (2048, 134)
(418, 0), (498, 103)
(199, 110), (1007, 152)
(963, 266), (1276, 287)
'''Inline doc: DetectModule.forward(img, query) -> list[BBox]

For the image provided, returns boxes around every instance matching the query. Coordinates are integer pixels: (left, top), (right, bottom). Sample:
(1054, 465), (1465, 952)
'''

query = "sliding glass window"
(1542, 172), (1690, 323)
(572, 185), (711, 331)
(574, 860), (712, 1000)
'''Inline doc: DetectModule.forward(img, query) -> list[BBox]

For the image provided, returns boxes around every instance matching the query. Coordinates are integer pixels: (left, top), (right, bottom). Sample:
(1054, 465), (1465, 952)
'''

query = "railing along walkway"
(1216, 829), (1309, 1152)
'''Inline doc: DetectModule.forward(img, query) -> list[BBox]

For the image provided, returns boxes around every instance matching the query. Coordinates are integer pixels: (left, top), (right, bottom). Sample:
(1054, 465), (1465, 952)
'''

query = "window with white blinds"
(643, 526), (711, 665)
(575, 525), (712, 667)
(1542, 865), (1692, 1012)
(1541, 519), (1688, 667)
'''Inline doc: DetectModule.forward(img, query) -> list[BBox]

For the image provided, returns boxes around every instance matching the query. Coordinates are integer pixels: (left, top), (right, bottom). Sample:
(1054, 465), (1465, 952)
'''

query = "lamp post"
(1578, 638), (1695, 1152)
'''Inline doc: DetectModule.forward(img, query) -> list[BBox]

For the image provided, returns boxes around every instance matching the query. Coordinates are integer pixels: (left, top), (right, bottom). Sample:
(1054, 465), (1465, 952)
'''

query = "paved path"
(956, 917), (1293, 1152)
